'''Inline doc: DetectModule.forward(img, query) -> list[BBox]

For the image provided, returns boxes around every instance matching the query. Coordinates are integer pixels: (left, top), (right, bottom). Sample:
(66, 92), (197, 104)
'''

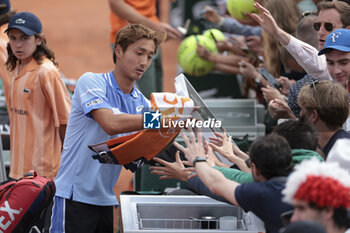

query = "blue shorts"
(50, 196), (114, 233)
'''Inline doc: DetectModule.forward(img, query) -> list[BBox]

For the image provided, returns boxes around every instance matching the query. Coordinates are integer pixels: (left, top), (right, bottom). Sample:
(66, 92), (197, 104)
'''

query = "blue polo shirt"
(54, 71), (149, 206)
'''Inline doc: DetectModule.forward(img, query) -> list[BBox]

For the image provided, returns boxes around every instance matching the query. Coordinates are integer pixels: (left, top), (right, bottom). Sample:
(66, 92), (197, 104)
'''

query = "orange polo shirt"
(109, 0), (159, 44)
(8, 58), (71, 179)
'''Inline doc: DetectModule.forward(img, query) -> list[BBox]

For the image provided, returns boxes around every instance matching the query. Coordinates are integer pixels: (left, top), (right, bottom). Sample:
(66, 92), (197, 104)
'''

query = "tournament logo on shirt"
(143, 110), (161, 129)
(86, 98), (103, 108)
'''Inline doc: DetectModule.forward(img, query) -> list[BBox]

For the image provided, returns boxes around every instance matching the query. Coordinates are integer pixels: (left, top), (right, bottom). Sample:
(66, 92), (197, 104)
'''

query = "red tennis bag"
(0, 170), (55, 233)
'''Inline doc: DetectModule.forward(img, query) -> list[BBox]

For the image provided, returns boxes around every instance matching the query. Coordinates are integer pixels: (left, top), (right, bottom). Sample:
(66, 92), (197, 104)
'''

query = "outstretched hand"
(246, 35), (262, 55)
(250, 3), (279, 36)
(203, 5), (221, 24)
(261, 85), (284, 103)
(173, 128), (207, 165)
(238, 59), (259, 80)
(268, 98), (296, 120)
(196, 44), (212, 61)
(159, 22), (182, 40)
(277, 76), (294, 96)
(209, 132), (249, 167)
(209, 132), (234, 160)
(150, 151), (191, 182)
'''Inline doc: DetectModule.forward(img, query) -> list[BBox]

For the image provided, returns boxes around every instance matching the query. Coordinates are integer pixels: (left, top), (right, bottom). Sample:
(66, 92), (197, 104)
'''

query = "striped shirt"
(284, 36), (332, 81)
(7, 58), (71, 179)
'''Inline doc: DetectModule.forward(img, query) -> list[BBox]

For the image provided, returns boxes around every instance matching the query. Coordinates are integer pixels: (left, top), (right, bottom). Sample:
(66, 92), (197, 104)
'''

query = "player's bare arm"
(91, 108), (143, 135)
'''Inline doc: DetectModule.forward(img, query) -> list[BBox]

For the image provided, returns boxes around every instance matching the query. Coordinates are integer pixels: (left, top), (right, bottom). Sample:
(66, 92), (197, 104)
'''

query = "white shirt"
(344, 117), (350, 132)
(284, 36), (332, 81)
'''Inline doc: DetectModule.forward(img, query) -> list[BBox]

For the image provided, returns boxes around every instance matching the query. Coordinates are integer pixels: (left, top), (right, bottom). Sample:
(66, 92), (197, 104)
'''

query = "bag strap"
(0, 170), (38, 200)
(24, 170), (38, 178)
(0, 182), (15, 199)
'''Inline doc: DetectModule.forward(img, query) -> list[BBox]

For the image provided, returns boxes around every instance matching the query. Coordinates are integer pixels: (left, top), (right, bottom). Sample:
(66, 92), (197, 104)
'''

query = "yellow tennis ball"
(203, 29), (226, 42)
(226, 0), (259, 20)
(177, 35), (218, 76)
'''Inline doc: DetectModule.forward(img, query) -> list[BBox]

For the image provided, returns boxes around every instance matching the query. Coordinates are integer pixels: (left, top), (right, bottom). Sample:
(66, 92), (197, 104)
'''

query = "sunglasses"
(300, 11), (317, 20)
(309, 80), (320, 93)
(313, 22), (343, 32)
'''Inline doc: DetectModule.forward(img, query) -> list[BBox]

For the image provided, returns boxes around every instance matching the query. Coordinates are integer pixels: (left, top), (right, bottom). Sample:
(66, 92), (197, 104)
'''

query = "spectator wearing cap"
(291, 29), (350, 129)
(4, 11), (71, 232)
(269, 30), (350, 130)
(318, 28), (350, 132)
(283, 158), (350, 233)
(4, 12), (71, 180)
(318, 29), (350, 91)
(251, 1), (350, 81)
(289, 29), (350, 123)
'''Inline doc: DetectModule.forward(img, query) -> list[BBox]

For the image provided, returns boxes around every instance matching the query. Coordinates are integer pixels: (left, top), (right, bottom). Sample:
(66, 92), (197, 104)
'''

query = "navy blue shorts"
(50, 196), (114, 233)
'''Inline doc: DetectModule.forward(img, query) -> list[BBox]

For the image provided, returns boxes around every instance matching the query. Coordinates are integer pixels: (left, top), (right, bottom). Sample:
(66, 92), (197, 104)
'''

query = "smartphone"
(258, 67), (282, 89)
(177, 19), (191, 37)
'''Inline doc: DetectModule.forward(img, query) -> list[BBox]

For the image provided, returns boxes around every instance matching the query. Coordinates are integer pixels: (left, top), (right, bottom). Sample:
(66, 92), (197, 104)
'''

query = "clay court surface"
(12, 0), (180, 231)
(11, 0), (178, 86)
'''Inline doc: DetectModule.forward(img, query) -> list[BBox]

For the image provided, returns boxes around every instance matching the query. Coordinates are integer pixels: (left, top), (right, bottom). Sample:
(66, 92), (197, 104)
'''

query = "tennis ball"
(226, 0), (259, 20)
(177, 35), (218, 77)
(203, 29), (226, 42)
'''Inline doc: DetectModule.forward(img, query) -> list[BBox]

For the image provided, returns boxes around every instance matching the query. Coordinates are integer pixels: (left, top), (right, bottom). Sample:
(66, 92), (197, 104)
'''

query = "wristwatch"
(254, 74), (261, 85)
(193, 156), (207, 166)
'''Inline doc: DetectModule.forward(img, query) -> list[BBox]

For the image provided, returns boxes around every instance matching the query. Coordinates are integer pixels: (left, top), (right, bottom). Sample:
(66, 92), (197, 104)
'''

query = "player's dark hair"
(6, 34), (58, 71)
(249, 134), (293, 180)
(113, 23), (166, 64)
